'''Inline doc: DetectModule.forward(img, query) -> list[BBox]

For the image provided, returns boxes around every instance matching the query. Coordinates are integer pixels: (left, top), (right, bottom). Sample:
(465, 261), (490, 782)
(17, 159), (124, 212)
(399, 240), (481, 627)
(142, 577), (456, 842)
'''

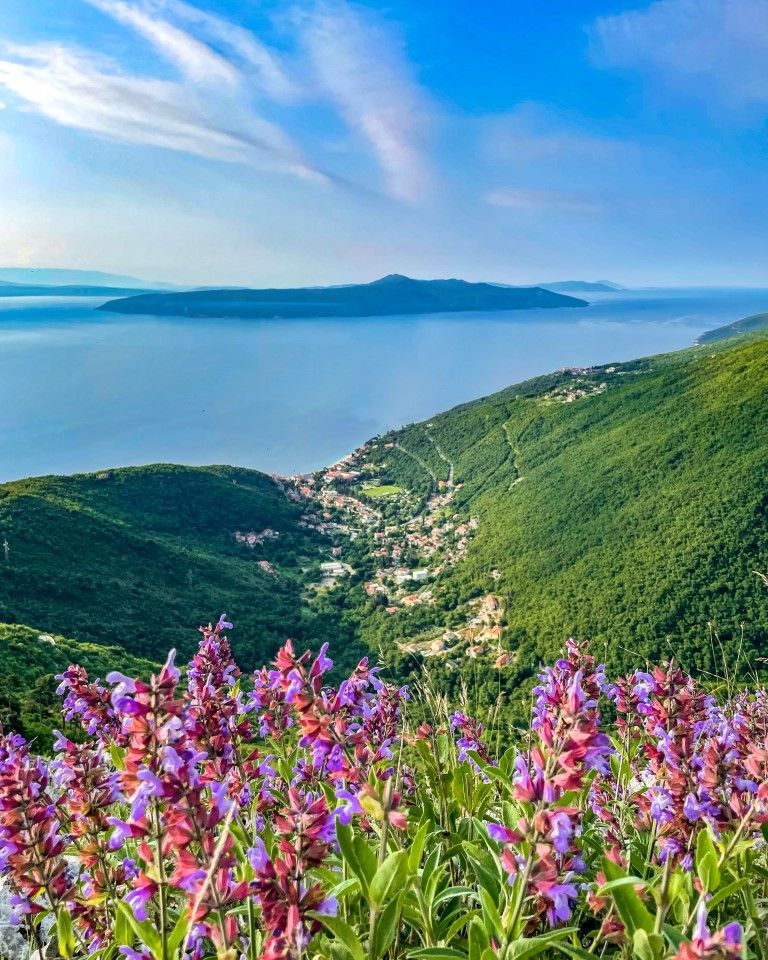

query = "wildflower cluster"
(1, 622), (766, 960)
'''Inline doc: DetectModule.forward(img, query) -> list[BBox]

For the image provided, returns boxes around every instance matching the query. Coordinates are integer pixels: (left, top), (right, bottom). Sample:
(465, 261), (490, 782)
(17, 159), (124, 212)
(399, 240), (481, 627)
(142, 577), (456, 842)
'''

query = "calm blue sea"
(1, 288), (766, 482)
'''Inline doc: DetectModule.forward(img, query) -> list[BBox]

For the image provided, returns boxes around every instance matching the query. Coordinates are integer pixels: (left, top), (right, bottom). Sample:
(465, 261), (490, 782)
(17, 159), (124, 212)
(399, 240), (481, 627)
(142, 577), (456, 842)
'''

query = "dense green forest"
(0, 621), (157, 750)
(0, 464), (337, 668)
(342, 332), (768, 711)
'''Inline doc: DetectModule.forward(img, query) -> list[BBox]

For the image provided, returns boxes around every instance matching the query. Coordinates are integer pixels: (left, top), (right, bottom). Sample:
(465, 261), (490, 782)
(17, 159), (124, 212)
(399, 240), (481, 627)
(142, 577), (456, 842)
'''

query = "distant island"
(538, 280), (623, 293)
(697, 311), (768, 344)
(99, 273), (588, 319)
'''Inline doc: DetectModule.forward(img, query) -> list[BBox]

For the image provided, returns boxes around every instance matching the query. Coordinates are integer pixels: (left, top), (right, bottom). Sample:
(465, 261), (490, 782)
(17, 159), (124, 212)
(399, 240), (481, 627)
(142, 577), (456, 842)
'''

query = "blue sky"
(0, 0), (767, 286)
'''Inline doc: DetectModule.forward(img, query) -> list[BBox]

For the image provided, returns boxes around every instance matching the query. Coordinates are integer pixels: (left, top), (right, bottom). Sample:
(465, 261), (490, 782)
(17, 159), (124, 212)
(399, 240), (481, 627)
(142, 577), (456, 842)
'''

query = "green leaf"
(409, 819), (431, 872)
(114, 904), (133, 949)
(329, 877), (360, 900)
(315, 914), (366, 960)
(462, 844), (501, 902)
(602, 858), (654, 934)
(109, 742), (125, 771)
(696, 829), (721, 893)
(337, 823), (363, 878)
(370, 850), (410, 906)
(597, 876), (647, 896)
(371, 893), (403, 959)
(552, 943), (599, 960)
(116, 901), (161, 957)
(478, 887), (504, 944)
(432, 886), (479, 908)
(56, 907), (76, 960)
(663, 926), (685, 951)
(422, 845), (442, 888)
(408, 950), (468, 960)
(337, 821), (374, 898)
(505, 928), (577, 960)
(633, 929), (664, 960)
(354, 837), (378, 885)
(166, 912), (190, 957)
(708, 876), (749, 909)
(468, 916), (490, 960)
(440, 909), (481, 942)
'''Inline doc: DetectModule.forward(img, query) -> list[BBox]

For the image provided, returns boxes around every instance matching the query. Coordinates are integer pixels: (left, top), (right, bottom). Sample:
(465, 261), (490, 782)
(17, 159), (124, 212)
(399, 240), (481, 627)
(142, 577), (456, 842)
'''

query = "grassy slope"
(363, 333), (768, 679)
(0, 464), (326, 667)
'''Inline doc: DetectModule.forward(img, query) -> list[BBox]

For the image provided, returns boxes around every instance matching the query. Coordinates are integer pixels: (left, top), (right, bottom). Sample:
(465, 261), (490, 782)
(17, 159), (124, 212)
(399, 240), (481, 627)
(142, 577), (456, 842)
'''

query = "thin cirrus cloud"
(0, 42), (323, 180)
(157, 0), (300, 102)
(481, 104), (625, 163)
(0, 0), (432, 199)
(296, 1), (432, 203)
(591, 0), (768, 110)
(485, 188), (602, 214)
(82, 0), (240, 86)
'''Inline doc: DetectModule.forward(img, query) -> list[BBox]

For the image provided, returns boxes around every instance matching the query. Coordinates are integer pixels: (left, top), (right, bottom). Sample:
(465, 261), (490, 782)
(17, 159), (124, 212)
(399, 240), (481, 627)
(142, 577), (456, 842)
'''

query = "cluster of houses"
(543, 381), (608, 403)
(399, 592), (508, 665)
(277, 440), (512, 670)
(542, 364), (626, 404)
(291, 472), (379, 533)
(234, 528), (280, 547)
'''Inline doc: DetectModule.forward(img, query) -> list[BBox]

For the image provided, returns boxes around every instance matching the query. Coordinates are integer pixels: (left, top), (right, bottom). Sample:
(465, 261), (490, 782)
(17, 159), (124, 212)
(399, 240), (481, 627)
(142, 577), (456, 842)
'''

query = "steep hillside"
(698, 311), (768, 343)
(0, 464), (331, 667)
(341, 332), (768, 696)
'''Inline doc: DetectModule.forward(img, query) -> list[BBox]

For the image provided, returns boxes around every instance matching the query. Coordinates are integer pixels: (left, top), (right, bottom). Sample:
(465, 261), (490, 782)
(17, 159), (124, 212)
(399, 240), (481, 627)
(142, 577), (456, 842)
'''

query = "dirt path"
(424, 429), (455, 487)
(501, 422), (524, 492)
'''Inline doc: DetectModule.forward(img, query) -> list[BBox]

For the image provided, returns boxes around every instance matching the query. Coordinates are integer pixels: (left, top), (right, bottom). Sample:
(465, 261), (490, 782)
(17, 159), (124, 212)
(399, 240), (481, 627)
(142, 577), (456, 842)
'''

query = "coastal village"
(280, 437), (509, 669)
(237, 366), (632, 672)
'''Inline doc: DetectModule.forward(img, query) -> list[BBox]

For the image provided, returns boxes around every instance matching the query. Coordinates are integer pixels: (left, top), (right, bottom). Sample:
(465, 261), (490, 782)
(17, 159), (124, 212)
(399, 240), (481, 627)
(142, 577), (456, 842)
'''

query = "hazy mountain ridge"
(0, 284), (158, 298)
(0, 268), (170, 288)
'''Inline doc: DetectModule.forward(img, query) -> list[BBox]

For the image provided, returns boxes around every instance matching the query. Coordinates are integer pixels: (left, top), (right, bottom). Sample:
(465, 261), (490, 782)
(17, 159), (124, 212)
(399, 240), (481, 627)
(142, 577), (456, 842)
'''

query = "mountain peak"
(369, 273), (413, 285)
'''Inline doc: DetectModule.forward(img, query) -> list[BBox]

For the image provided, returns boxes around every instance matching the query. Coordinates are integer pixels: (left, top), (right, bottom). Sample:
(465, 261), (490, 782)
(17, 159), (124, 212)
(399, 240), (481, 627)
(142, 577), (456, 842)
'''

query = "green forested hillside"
(698, 311), (768, 343)
(0, 621), (158, 749)
(0, 464), (329, 667)
(350, 333), (768, 697)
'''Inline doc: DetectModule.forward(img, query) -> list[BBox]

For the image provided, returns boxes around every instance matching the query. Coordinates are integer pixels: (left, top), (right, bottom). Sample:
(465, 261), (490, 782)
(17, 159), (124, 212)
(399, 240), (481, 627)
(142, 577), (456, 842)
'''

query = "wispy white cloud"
(159, 0), (299, 102)
(591, 0), (768, 109)
(0, 0), (433, 198)
(83, 0), (240, 86)
(0, 42), (323, 179)
(485, 187), (601, 213)
(296, 0), (431, 202)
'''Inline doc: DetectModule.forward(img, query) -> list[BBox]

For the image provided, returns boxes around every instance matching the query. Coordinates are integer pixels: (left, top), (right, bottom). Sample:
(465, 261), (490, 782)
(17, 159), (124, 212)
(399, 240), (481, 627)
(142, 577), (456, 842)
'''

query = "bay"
(1, 287), (766, 483)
